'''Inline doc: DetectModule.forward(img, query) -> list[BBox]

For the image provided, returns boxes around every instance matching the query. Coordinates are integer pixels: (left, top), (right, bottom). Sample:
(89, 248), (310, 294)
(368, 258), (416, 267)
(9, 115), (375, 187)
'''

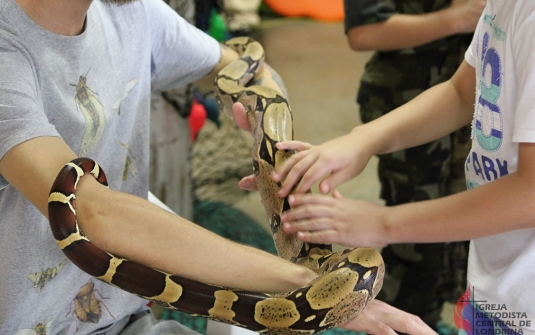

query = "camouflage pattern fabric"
(345, 0), (472, 328)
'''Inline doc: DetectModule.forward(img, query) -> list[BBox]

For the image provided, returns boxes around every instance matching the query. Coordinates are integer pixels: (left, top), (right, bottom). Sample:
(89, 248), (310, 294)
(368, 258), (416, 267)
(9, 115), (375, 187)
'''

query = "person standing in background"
(343, 0), (485, 331)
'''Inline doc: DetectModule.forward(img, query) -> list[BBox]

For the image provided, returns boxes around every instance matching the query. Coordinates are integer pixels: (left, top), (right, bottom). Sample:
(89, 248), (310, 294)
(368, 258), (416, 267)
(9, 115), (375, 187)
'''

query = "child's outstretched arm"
(346, 0), (485, 52)
(274, 60), (476, 197)
(281, 190), (391, 247)
(277, 61), (535, 247)
(281, 142), (535, 247)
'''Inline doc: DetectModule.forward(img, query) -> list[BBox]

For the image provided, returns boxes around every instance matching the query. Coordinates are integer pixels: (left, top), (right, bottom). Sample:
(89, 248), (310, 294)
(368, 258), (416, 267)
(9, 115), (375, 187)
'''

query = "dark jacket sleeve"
(343, 0), (396, 33)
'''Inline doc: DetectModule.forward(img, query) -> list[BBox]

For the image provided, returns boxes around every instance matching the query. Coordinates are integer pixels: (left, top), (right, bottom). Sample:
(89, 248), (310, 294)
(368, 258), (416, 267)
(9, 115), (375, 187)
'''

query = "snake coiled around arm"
(48, 37), (384, 335)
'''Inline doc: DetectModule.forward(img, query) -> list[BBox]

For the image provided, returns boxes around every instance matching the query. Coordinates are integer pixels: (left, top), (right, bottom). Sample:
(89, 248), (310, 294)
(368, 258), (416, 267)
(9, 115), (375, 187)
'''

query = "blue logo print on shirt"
(475, 32), (503, 152)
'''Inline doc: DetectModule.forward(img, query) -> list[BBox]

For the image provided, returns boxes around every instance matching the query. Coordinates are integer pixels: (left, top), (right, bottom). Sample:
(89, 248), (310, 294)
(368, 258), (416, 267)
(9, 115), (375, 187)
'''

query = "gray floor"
(233, 18), (456, 329)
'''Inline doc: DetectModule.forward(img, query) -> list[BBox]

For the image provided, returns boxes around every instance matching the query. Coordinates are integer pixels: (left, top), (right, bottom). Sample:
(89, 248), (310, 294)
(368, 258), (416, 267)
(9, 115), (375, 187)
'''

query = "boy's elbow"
(346, 29), (371, 51)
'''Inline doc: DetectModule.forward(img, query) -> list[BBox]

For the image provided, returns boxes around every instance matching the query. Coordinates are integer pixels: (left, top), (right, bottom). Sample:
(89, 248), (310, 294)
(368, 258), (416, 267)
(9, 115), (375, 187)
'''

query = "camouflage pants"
(359, 86), (471, 327)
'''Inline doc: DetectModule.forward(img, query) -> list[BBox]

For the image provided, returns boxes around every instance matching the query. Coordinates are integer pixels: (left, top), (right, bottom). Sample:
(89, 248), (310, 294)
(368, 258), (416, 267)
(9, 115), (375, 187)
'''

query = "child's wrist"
(434, 6), (463, 36)
(350, 124), (387, 158)
(380, 206), (398, 246)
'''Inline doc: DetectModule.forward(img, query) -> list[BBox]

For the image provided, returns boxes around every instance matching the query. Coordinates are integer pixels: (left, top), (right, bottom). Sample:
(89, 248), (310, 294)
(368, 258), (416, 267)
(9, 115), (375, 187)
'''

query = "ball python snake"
(48, 37), (384, 334)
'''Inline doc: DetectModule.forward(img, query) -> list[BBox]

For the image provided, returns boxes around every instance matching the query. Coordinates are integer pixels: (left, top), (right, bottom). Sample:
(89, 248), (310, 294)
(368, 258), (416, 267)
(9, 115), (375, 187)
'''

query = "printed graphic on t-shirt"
(473, 29), (504, 153)
(112, 79), (139, 115)
(73, 71), (106, 157)
(70, 280), (114, 328)
(119, 141), (136, 181)
(27, 259), (68, 291)
(465, 149), (509, 188)
(467, 14), (510, 188)
(14, 320), (52, 335)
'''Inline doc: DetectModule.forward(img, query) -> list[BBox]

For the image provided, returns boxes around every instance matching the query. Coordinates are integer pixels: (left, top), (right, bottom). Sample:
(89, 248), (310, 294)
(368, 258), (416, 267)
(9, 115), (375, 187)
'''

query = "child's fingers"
(340, 310), (398, 335)
(332, 189), (344, 199)
(319, 170), (354, 195)
(287, 193), (336, 204)
(373, 312), (432, 335)
(271, 150), (307, 182)
(275, 153), (319, 196)
(282, 215), (335, 234)
(295, 229), (342, 245)
(279, 154), (337, 196)
(272, 142), (315, 192)
(275, 140), (313, 152)
(360, 301), (435, 335)
(342, 319), (398, 335)
(293, 162), (332, 194)
(232, 102), (252, 133)
(237, 175), (258, 191)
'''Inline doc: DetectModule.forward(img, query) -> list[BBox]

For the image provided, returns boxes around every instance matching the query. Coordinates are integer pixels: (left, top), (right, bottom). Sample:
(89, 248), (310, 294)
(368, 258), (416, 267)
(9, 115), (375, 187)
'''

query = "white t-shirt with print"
(465, 0), (535, 332)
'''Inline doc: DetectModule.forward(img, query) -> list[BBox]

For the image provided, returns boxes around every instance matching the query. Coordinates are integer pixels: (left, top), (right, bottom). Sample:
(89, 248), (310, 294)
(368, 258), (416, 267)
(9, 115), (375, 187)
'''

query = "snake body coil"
(48, 37), (384, 334)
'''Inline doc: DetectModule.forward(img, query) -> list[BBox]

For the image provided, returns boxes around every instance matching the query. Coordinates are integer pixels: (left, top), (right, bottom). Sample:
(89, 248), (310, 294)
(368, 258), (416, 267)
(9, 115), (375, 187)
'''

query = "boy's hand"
(273, 128), (375, 197)
(237, 140), (315, 191)
(232, 102), (252, 133)
(281, 190), (390, 248)
(341, 300), (436, 335)
(233, 103), (318, 192)
(234, 100), (375, 199)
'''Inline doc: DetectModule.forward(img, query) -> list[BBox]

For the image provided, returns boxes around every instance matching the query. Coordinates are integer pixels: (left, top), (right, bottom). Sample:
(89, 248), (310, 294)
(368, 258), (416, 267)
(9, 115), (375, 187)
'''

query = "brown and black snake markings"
(48, 37), (384, 335)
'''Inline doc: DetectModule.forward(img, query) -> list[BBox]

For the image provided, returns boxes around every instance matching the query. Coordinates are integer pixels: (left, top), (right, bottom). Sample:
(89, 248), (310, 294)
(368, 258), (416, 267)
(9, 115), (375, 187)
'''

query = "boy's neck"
(15, 0), (92, 36)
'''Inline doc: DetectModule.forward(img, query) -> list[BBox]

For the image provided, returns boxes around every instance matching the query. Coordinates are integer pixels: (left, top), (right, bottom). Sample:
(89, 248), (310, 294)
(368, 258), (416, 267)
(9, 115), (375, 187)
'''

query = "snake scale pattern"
(47, 37), (384, 335)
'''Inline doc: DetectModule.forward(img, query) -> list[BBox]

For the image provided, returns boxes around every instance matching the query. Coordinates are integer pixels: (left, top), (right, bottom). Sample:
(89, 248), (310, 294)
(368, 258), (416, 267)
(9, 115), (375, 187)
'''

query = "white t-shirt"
(464, 0), (535, 333)
(0, 0), (220, 333)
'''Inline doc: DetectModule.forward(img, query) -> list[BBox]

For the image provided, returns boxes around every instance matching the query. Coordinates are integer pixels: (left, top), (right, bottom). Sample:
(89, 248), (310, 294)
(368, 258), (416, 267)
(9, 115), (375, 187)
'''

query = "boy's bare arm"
(279, 63), (535, 245)
(385, 142), (535, 244)
(280, 142), (535, 247)
(347, 0), (485, 52)
(274, 61), (476, 196)
(361, 60), (476, 156)
(0, 136), (316, 293)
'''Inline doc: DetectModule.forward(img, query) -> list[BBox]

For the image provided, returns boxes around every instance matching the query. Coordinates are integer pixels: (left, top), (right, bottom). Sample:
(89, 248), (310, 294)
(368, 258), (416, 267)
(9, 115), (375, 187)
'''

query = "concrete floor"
(232, 18), (457, 330)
